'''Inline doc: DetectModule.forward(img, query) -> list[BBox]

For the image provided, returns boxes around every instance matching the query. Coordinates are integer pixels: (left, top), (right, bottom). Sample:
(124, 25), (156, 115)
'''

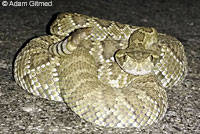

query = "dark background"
(0, 0), (199, 133)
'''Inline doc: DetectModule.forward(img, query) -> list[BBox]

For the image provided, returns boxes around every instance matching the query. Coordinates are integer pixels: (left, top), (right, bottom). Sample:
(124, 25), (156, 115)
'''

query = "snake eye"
(150, 55), (154, 61)
(151, 54), (160, 64)
(117, 54), (126, 65)
(115, 50), (127, 66)
(123, 54), (127, 61)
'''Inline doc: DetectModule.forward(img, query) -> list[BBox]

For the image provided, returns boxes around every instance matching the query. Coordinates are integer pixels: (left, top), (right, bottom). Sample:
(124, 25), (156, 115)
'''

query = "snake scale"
(14, 13), (187, 128)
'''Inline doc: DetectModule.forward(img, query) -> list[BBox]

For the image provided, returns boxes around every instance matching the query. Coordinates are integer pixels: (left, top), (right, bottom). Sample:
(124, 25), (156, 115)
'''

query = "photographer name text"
(2, 1), (52, 7)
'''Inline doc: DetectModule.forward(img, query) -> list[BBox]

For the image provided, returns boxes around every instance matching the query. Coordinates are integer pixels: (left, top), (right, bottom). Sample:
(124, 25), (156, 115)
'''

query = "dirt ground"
(0, 0), (199, 133)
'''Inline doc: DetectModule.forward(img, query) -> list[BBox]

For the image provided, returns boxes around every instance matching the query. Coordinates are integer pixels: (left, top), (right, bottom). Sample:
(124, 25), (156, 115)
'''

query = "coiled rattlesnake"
(14, 13), (187, 128)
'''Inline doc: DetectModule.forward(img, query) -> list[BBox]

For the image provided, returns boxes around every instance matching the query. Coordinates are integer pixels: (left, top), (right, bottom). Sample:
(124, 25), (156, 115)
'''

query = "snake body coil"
(14, 13), (187, 128)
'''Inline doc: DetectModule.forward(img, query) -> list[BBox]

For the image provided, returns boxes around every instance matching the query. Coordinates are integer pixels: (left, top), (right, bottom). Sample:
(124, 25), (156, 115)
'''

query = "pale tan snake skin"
(14, 13), (187, 128)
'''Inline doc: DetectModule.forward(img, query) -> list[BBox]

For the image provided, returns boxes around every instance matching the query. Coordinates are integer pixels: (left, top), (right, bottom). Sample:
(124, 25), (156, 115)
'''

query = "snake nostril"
(123, 55), (126, 61)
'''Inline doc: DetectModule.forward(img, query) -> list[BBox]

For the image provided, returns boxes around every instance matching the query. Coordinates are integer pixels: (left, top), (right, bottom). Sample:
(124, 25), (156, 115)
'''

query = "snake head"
(115, 48), (159, 75)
